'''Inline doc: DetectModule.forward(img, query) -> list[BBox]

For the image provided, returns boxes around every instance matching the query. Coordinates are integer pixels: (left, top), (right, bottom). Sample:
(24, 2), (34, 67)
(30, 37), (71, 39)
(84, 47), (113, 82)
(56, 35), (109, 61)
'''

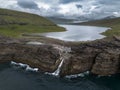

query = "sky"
(0, 0), (120, 19)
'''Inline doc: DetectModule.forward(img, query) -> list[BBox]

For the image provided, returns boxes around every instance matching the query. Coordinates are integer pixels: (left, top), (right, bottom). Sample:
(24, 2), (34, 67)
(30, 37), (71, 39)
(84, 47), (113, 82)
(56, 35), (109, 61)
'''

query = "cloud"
(17, 0), (39, 9)
(76, 4), (83, 9)
(0, 0), (17, 9)
(59, 0), (82, 4)
(0, 0), (120, 20)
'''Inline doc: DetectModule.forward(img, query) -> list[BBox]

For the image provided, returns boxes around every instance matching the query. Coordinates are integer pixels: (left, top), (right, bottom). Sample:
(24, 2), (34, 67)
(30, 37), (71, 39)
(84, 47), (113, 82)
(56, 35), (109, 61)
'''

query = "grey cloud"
(76, 4), (83, 9)
(60, 0), (83, 4)
(1, 0), (120, 20)
(17, 0), (39, 9)
(98, 0), (120, 5)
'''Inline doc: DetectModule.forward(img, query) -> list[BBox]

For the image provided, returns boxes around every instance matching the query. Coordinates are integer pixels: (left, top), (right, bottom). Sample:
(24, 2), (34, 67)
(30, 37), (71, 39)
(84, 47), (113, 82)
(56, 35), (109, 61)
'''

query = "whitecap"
(26, 65), (38, 72)
(65, 71), (90, 79)
(10, 61), (38, 72)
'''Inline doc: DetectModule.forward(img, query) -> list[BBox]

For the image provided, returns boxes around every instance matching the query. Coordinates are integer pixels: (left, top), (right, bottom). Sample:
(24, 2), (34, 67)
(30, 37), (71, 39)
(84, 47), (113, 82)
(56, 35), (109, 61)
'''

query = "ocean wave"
(10, 61), (38, 72)
(65, 71), (90, 78)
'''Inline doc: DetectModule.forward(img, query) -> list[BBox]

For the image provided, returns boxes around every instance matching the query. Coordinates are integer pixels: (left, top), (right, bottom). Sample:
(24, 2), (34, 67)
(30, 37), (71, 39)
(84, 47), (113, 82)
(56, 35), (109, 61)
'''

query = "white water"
(65, 71), (90, 78)
(11, 61), (38, 72)
(53, 58), (64, 76)
(45, 58), (64, 76)
(45, 46), (71, 77)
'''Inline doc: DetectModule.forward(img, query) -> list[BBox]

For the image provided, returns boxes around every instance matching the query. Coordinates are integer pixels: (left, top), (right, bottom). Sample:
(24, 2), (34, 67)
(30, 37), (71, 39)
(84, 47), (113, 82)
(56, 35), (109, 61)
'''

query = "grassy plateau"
(0, 8), (65, 37)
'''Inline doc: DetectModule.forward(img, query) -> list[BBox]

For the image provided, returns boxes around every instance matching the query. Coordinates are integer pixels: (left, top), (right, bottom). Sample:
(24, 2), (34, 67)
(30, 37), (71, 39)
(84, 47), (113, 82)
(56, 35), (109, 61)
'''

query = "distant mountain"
(46, 15), (93, 24)
(46, 16), (74, 24)
(47, 14), (119, 24)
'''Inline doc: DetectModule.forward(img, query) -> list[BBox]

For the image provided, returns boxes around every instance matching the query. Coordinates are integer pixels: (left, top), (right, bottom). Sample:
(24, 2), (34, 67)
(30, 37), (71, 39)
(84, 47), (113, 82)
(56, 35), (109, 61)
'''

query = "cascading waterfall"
(45, 45), (71, 76)
(52, 58), (64, 76)
(46, 45), (90, 78)
(45, 57), (64, 76)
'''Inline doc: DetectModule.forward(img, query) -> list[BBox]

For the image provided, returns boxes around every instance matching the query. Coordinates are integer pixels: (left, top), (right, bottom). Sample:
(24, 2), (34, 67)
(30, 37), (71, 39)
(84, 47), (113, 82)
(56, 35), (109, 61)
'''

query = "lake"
(40, 25), (110, 41)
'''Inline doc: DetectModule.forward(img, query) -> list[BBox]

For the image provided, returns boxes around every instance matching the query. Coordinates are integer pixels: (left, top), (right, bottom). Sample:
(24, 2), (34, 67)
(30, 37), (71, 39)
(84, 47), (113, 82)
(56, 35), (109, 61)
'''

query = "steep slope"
(0, 8), (65, 37)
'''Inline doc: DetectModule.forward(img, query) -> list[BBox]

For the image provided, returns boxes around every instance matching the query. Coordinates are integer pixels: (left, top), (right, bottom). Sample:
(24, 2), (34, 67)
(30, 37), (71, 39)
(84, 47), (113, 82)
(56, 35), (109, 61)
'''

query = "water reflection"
(41, 25), (109, 41)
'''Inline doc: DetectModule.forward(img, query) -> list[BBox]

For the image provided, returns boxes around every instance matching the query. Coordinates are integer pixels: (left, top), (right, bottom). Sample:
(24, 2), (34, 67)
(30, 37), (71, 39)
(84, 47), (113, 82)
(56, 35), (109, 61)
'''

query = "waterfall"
(52, 58), (64, 76)
(45, 57), (64, 76)
(45, 45), (71, 76)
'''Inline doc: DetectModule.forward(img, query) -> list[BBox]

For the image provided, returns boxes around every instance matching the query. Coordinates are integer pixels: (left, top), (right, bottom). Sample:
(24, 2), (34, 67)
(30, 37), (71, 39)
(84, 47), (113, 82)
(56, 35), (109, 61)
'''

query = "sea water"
(0, 62), (120, 90)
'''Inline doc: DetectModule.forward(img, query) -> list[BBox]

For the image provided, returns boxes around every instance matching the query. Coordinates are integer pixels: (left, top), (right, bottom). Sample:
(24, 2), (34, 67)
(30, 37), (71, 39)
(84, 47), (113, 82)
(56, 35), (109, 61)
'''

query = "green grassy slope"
(79, 17), (120, 37)
(0, 8), (65, 37)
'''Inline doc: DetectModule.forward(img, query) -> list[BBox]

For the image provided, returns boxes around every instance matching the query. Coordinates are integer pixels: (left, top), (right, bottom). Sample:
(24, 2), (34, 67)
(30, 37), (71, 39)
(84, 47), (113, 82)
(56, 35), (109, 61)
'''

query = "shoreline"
(0, 35), (120, 77)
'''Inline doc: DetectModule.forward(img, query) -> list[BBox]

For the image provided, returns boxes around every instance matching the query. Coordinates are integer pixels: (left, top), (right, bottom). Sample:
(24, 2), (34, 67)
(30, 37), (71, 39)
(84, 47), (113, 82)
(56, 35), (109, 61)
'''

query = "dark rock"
(91, 49), (120, 75)
(0, 39), (60, 72)
(0, 35), (120, 76)
(60, 37), (120, 76)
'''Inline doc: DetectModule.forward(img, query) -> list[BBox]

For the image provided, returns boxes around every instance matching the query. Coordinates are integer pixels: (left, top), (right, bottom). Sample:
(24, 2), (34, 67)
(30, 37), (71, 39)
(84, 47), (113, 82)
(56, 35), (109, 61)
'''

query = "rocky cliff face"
(60, 37), (120, 76)
(0, 36), (61, 72)
(0, 35), (120, 76)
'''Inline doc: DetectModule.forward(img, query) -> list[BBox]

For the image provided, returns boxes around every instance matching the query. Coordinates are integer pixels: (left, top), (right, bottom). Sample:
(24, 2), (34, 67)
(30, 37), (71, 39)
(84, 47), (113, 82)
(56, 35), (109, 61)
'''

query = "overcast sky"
(0, 0), (120, 19)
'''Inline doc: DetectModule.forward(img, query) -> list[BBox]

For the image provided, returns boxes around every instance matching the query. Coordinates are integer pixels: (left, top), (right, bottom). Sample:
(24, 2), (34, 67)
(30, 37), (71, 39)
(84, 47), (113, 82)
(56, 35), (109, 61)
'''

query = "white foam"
(10, 61), (38, 72)
(65, 71), (90, 78)
(26, 65), (38, 72)
(11, 61), (17, 65)
(11, 61), (28, 68)
(18, 63), (28, 68)
(27, 41), (43, 45)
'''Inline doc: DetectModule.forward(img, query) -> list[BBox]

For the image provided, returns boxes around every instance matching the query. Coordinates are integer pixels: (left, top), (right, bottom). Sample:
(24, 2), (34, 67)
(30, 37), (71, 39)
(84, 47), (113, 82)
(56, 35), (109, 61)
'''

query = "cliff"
(0, 35), (120, 76)
(0, 8), (120, 77)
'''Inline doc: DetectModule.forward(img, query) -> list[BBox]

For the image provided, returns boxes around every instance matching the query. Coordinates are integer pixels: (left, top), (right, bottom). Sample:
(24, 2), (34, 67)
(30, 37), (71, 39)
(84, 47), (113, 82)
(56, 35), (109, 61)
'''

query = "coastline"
(0, 35), (120, 77)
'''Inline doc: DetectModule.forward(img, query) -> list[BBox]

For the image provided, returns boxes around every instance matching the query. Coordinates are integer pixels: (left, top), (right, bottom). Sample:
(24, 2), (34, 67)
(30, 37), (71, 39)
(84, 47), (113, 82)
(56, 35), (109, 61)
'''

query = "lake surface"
(0, 62), (120, 90)
(41, 25), (109, 41)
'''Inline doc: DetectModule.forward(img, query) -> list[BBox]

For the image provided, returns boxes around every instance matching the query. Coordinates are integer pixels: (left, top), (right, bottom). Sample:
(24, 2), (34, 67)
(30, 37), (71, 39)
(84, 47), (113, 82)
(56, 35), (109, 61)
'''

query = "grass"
(0, 8), (65, 37)
(0, 25), (65, 37)
(79, 17), (120, 37)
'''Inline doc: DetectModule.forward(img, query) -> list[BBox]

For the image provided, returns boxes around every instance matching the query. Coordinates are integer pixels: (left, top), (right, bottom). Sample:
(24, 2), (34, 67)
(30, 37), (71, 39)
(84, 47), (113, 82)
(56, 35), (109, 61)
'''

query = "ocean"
(0, 62), (120, 90)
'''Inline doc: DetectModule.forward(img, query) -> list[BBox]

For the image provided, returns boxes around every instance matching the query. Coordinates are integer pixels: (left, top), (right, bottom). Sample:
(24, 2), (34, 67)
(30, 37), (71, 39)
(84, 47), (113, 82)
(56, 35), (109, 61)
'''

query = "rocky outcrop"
(0, 36), (61, 72)
(60, 36), (120, 76)
(91, 50), (120, 75)
(0, 35), (120, 76)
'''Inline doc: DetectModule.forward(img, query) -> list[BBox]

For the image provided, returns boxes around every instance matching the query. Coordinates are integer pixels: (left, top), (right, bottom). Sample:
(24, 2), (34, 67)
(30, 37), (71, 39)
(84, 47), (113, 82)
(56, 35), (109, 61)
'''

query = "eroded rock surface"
(0, 35), (120, 76)
(0, 36), (60, 72)
(60, 36), (120, 76)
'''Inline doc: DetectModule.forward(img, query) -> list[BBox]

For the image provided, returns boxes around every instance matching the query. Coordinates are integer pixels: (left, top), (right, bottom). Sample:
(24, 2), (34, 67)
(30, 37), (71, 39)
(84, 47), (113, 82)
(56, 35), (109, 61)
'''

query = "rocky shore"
(0, 35), (120, 77)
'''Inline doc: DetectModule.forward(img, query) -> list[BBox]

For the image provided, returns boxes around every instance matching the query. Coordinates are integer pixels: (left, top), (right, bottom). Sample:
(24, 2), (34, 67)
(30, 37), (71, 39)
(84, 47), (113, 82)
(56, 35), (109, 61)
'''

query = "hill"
(46, 17), (74, 24)
(0, 8), (65, 37)
(79, 17), (120, 37)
